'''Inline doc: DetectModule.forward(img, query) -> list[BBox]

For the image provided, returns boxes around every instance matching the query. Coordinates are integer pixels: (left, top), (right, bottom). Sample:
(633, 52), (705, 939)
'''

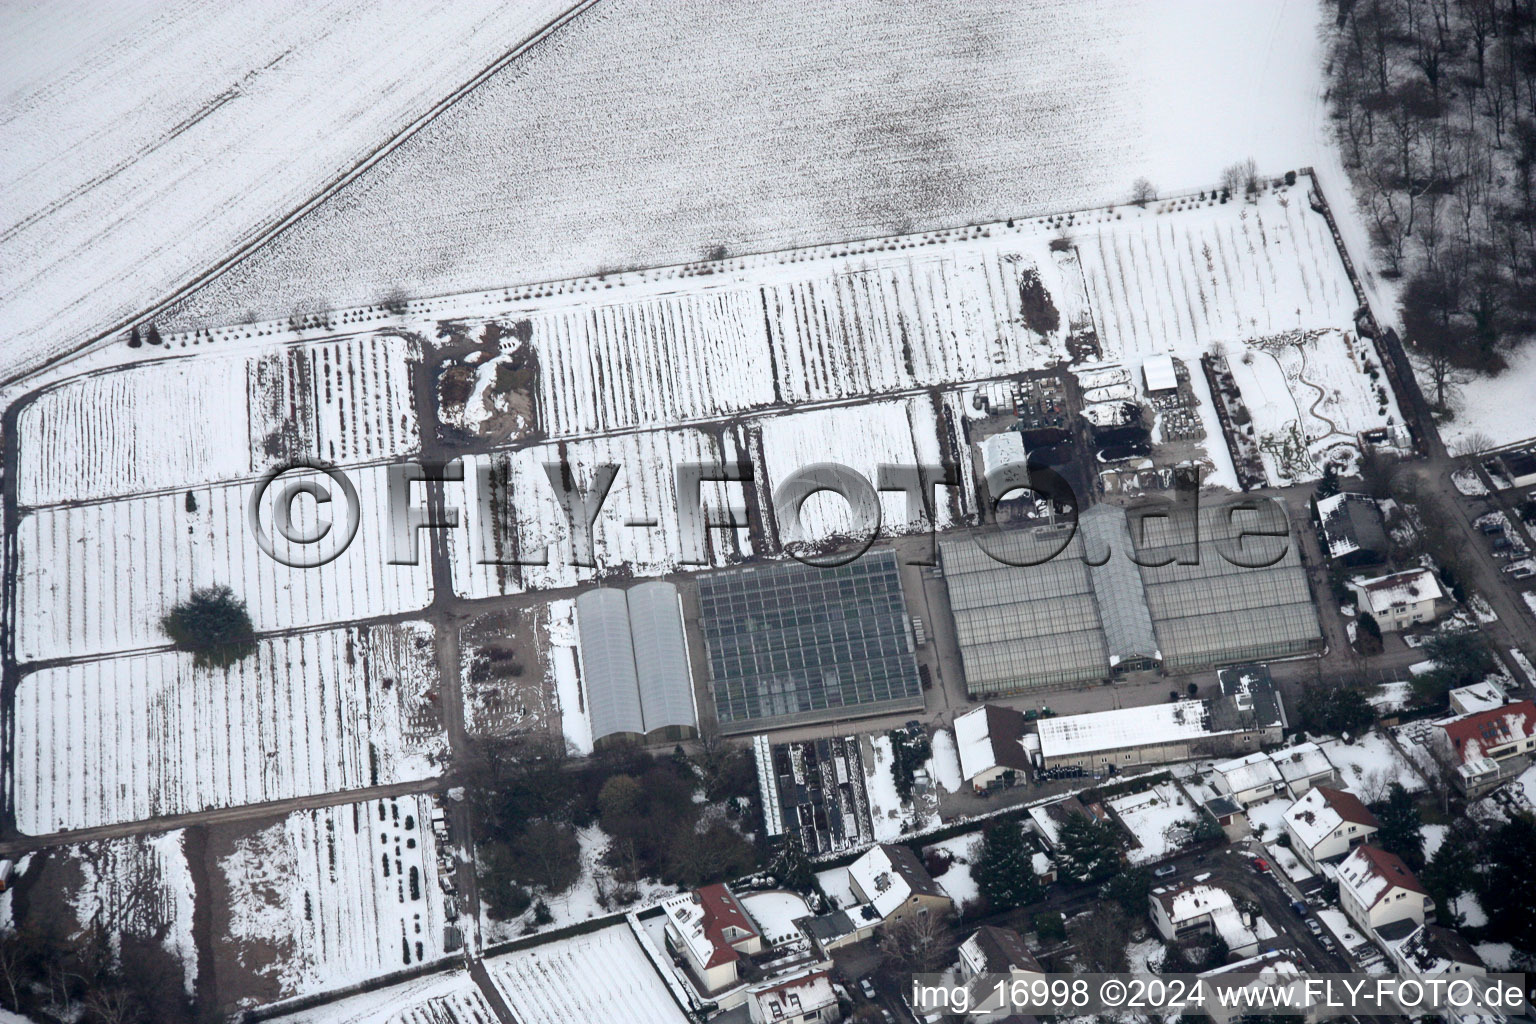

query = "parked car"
(1290, 900), (1308, 916)
(861, 979), (877, 1001)
(1252, 857), (1270, 873)
(1306, 919), (1324, 936)
(1154, 864), (1178, 878)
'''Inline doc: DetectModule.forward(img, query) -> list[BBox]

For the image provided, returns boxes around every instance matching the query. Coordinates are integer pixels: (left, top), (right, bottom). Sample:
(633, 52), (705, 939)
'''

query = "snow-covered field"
(14, 463), (433, 662)
(0, 0), (577, 385)
(218, 795), (451, 1004)
(1439, 344), (1536, 451)
(448, 428), (748, 599)
(14, 333), (420, 507)
(483, 922), (688, 1024)
(757, 396), (966, 542)
(59, 830), (198, 994)
(15, 623), (443, 833)
(158, 0), (1338, 345)
(267, 969), (494, 1024)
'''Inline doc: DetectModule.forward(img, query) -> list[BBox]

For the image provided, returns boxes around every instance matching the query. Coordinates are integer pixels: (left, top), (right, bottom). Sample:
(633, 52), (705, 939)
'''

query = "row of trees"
(1327, 0), (1536, 409)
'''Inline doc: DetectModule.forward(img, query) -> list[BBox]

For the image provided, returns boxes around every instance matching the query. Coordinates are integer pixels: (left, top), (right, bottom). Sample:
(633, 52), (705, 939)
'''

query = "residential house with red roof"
(1281, 785), (1380, 872)
(662, 882), (764, 994)
(1337, 845), (1434, 935)
(1434, 700), (1536, 796)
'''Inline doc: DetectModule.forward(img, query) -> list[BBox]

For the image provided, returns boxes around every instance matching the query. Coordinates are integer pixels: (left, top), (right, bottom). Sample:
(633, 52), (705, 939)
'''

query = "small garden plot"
(1369, 681), (1414, 715)
(27, 831), (198, 996)
(484, 922), (689, 1024)
(1242, 796), (1292, 843)
(268, 969), (493, 1024)
(14, 463), (433, 663)
(1422, 823), (1448, 861)
(1320, 733), (1426, 798)
(460, 607), (556, 740)
(216, 795), (450, 1006)
(921, 832), (982, 905)
(14, 623), (444, 833)
(1225, 348), (1313, 484)
(1108, 783), (1200, 865)
(754, 395), (965, 545)
(927, 729), (963, 793)
(864, 734), (938, 841)
(815, 867), (858, 910)
(16, 333), (421, 507)
(1270, 329), (1402, 457)
(448, 427), (749, 600)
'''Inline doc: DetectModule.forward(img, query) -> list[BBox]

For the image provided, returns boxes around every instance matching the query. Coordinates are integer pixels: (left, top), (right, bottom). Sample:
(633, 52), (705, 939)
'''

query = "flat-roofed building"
(1037, 668), (1284, 771)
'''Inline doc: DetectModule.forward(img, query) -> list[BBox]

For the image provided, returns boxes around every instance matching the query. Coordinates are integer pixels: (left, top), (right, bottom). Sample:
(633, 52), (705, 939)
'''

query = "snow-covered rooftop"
(1142, 353), (1178, 392)
(953, 704), (1031, 782)
(1213, 751), (1283, 796)
(1388, 922), (1484, 976)
(1351, 568), (1443, 616)
(1449, 682), (1507, 715)
(847, 843), (946, 920)
(1269, 741), (1334, 786)
(978, 430), (1026, 481)
(1283, 785), (1378, 851)
(1038, 700), (1216, 758)
(1337, 845), (1426, 911)
(749, 964), (837, 1020)
(1440, 700), (1536, 764)
(1155, 882), (1257, 951)
(661, 883), (759, 970)
(1317, 492), (1388, 561)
